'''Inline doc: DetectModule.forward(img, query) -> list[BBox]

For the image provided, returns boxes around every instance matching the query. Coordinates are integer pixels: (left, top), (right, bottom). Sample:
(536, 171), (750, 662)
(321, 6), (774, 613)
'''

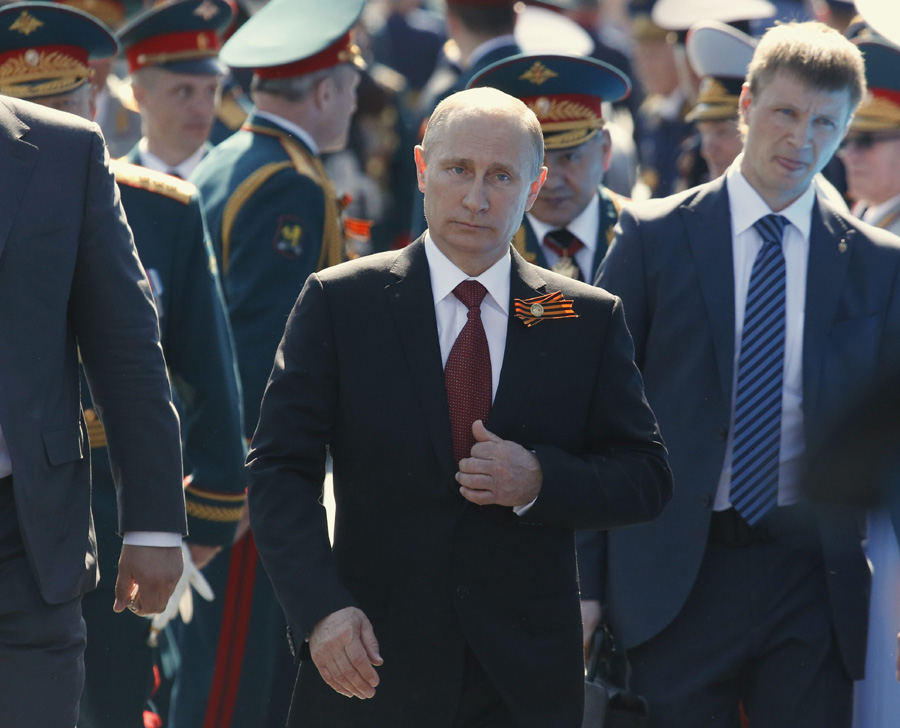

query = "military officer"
(683, 20), (757, 181)
(0, 4), (247, 726)
(171, 2), (362, 726)
(118, 0), (233, 177)
(468, 53), (631, 283)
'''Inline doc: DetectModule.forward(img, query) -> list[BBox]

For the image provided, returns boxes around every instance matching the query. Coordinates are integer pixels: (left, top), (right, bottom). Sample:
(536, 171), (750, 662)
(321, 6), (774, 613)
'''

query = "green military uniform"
(514, 184), (623, 282)
(170, 2), (362, 724)
(468, 52), (632, 283)
(79, 163), (246, 728)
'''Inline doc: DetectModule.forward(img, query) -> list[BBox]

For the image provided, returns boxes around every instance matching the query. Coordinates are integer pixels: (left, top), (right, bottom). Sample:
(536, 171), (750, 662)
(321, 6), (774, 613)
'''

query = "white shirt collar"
(138, 138), (207, 178)
(253, 110), (319, 155)
(423, 232), (511, 315)
(526, 191), (601, 252)
(726, 154), (815, 241)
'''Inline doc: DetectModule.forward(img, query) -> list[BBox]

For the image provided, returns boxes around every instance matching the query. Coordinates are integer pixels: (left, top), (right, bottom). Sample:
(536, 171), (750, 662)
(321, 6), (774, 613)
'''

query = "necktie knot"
(543, 229), (584, 257)
(753, 214), (788, 248)
(453, 280), (488, 311)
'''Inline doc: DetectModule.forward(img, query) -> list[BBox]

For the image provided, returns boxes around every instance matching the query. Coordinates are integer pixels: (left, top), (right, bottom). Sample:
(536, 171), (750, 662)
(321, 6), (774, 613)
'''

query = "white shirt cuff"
(122, 532), (183, 547)
(513, 498), (537, 516)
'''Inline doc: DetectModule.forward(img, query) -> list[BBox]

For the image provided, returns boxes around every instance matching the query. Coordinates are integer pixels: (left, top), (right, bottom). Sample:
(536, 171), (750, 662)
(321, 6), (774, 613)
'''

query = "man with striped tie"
(579, 20), (900, 728)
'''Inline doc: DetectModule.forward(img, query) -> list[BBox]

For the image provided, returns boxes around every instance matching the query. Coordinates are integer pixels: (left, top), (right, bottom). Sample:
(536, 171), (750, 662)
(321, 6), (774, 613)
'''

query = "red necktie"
(543, 229), (585, 281)
(445, 280), (492, 464)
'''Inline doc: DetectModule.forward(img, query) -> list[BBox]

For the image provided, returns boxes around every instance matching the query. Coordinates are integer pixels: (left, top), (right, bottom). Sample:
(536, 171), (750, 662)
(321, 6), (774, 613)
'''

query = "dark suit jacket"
(247, 239), (672, 727)
(584, 174), (900, 679)
(0, 96), (186, 604)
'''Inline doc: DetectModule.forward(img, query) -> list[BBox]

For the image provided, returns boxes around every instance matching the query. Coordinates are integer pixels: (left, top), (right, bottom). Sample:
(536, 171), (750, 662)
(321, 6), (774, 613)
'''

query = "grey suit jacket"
(585, 173), (900, 679)
(0, 96), (186, 604)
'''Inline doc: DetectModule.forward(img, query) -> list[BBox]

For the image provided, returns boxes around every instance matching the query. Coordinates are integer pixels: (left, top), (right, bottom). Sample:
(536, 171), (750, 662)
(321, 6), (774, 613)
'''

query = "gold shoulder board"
(111, 159), (196, 205)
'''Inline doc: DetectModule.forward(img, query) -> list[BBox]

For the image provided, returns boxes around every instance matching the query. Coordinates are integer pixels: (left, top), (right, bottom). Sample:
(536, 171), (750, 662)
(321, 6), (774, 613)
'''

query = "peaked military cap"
(851, 38), (900, 132)
(0, 1), (117, 99)
(467, 53), (631, 150)
(118, 0), (233, 76)
(219, 0), (365, 78)
(652, 0), (775, 31)
(856, 0), (900, 49)
(685, 20), (755, 122)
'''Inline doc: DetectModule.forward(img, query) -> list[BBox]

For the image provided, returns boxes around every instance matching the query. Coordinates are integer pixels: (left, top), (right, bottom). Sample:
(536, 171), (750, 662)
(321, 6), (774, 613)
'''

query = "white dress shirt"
(424, 235), (539, 514)
(526, 191), (601, 280)
(137, 138), (207, 179)
(713, 156), (813, 511)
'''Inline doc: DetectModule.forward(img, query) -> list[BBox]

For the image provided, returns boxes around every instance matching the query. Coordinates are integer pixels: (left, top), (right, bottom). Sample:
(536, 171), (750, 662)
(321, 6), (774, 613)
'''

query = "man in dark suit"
(468, 52), (632, 283)
(0, 4), (247, 725)
(0, 13), (186, 728)
(247, 85), (672, 727)
(580, 21), (900, 728)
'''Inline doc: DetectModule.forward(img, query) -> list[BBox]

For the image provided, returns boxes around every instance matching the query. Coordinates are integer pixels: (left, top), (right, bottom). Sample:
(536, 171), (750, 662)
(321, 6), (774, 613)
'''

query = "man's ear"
(739, 82), (752, 125)
(414, 145), (427, 193)
(524, 167), (548, 211)
(599, 128), (612, 173)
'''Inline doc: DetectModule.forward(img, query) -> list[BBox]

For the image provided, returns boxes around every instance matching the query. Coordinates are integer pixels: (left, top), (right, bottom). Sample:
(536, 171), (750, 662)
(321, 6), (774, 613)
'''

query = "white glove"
(146, 541), (214, 646)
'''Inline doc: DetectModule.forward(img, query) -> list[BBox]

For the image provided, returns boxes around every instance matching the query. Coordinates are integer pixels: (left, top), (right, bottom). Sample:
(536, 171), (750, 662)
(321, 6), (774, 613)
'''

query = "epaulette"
(216, 90), (249, 131)
(512, 225), (537, 263)
(111, 159), (196, 205)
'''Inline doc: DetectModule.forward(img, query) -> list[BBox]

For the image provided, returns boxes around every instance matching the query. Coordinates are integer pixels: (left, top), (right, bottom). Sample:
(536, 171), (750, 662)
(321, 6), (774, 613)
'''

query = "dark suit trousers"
(625, 505), (852, 728)
(0, 476), (87, 728)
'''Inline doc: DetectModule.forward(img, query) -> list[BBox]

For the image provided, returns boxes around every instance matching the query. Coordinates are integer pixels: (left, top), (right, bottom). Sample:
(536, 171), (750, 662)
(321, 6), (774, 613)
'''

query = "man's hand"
(456, 420), (542, 507)
(309, 606), (383, 699)
(113, 544), (183, 616)
(581, 599), (602, 663)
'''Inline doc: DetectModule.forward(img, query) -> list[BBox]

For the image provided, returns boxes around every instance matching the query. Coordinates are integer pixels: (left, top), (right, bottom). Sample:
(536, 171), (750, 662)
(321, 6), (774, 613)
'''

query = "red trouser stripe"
(202, 532), (258, 728)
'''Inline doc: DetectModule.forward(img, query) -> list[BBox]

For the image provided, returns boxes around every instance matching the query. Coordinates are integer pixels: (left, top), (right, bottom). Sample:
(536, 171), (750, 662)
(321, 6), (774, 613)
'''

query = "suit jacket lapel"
(682, 177), (736, 406)
(0, 100), (37, 261)
(490, 249), (551, 437)
(803, 199), (854, 415)
(386, 238), (458, 475)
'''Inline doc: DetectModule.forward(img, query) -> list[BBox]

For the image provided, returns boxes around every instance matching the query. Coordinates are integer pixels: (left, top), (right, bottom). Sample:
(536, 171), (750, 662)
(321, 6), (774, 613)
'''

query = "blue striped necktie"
(730, 214), (788, 525)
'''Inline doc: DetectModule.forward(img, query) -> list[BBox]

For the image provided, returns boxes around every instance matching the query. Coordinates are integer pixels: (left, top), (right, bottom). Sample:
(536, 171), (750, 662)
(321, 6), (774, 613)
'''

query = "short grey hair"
(250, 63), (354, 103)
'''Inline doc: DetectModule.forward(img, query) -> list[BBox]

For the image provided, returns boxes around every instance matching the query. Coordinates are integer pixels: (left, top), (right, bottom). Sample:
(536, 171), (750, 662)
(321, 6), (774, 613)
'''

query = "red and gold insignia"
(513, 291), (578, 327)
(519, 61), (558, 86)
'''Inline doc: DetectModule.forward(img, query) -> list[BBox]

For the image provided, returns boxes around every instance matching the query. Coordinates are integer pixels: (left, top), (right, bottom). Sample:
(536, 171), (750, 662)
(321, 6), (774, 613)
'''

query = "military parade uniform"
(516, 185), (623, 282)
(169, 5), (360, 724)
(117, 0), (235, 178)
(79, 162), (246, 728)
(467, 52), (632, 283)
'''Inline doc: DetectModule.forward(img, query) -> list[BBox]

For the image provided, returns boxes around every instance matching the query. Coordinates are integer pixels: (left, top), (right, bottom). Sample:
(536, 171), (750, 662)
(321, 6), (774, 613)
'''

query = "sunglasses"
(840, 132), (900, 151)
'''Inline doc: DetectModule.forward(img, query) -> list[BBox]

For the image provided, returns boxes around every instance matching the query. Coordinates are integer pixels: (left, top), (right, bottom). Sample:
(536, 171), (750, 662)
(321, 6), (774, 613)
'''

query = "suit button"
(701, 495), (712, 508)
(456, 585), (470, 599)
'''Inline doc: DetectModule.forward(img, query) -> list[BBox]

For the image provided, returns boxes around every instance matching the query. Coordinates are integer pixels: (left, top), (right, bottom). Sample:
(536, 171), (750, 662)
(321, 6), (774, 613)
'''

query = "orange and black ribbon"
(513, 291), (578, 327)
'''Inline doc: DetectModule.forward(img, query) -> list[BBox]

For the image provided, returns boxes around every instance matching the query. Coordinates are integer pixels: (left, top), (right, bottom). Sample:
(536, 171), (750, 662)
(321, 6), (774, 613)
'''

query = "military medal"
(551, 255), (582, 280)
